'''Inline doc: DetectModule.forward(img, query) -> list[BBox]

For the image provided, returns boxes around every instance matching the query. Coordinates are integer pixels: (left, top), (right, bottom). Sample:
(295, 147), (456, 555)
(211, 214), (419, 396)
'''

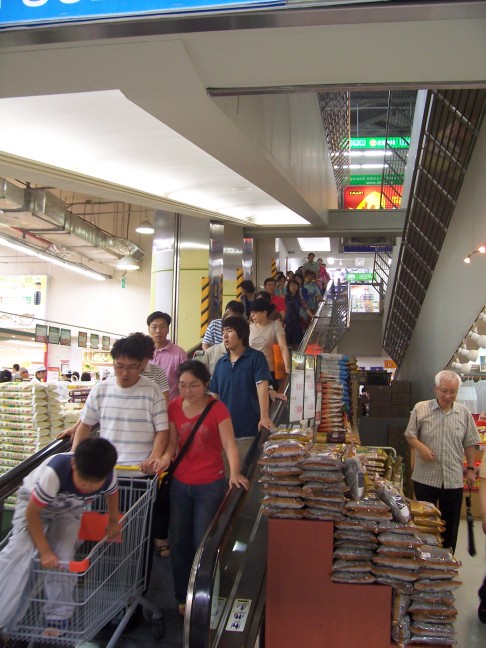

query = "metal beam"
(244, 209), (406, 238)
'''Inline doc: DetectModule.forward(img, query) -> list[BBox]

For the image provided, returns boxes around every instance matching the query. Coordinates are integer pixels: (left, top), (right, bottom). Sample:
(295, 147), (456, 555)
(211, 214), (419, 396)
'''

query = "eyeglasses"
(113, 362), (141, 373)
(436, 387), (458, 397)
(149, 324), (168, 332)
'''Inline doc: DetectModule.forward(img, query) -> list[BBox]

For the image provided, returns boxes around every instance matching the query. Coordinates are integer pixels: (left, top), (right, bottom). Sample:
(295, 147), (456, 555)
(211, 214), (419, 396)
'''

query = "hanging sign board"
(0, 0), (281, 29)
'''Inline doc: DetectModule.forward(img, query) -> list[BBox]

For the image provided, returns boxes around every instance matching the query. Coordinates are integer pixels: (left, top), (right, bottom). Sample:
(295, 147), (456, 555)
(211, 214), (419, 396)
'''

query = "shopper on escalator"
(209, 317), (286, 462)
(157, 360), (248, 618)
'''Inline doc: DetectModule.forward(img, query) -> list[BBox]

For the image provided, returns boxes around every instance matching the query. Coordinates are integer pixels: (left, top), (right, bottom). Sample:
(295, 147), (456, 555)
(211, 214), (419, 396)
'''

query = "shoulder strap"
(169, 399), (217, 474)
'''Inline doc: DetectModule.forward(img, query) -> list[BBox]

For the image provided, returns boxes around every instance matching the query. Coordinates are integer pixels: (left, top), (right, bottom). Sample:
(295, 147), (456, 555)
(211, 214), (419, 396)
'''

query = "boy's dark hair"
(74, 438), (117, 481)
(129, 331), (155, 359)
(222, 316), (250, 347)
(13, 364), (20, 371)
(240, 280), (255, 293)
(225, 300), (245, 316)
(305, 270), (316, 279)
(111, 334), (147, 362)
(263, 277), (276, 286)
(146, 311), (171, 327)
(177, 359), (211, 384)
(307, 253), (315, 258)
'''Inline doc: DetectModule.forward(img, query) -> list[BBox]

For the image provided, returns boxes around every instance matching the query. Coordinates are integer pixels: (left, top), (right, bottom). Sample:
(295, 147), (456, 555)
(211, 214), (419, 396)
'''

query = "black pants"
(413, 481), (463, 552)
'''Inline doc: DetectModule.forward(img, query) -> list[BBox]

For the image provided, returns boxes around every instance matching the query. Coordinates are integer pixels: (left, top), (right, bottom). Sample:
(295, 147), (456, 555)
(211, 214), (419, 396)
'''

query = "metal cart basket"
(4, 469), (163, 646)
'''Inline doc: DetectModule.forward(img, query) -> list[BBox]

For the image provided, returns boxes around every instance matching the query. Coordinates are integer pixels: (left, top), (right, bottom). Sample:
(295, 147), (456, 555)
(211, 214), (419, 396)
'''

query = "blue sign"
(0, 0), (280, 28)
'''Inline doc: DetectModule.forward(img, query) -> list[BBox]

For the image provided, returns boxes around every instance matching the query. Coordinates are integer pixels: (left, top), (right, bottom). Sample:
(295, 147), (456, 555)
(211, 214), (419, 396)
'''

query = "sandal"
(42, 619), (68, 637)
(154, 539), (170, 558)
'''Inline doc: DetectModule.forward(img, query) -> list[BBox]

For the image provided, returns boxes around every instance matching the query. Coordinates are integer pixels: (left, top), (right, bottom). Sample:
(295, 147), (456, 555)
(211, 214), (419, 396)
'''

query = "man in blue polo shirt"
(210, 317), (285, 461)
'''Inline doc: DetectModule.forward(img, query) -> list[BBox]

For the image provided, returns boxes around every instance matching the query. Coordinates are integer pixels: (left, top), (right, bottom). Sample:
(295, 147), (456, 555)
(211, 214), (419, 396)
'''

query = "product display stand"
(266, 519), (393, 648)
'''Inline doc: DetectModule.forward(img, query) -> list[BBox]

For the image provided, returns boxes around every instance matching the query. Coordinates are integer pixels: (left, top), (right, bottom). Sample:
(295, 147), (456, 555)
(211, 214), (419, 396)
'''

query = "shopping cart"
(4, 467), (164, 646)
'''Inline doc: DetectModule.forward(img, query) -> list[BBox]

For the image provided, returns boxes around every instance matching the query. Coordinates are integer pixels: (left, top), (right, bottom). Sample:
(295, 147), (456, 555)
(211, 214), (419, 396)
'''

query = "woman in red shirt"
(159, 360), (248, 616)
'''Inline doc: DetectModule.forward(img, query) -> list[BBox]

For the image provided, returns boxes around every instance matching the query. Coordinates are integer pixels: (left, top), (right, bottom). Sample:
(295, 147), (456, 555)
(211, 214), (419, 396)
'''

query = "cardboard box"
(391, 380), (411, 393)
(369, 401), (392, 417)
(392, 392), (412, 405)
(391, 405), (412, 418)
(367, 385), (392, 402)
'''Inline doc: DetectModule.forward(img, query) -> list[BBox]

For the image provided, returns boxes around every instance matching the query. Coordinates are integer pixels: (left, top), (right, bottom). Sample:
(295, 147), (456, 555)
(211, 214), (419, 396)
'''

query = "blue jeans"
(169, 477), (227, 604)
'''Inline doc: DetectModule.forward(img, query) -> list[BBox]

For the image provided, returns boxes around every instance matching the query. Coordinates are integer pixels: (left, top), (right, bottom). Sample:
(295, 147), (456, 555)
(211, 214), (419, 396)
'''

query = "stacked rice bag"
(299, 446), (347, 522)
(410, 500), (445, 547)
(316, 378), (346, 444)
(259, 433), (307, 519)
(407, 546), (461, 646)
(331, 495), (391, 585)
(358, 447), (394, 481)
(0, 382), (63, 508)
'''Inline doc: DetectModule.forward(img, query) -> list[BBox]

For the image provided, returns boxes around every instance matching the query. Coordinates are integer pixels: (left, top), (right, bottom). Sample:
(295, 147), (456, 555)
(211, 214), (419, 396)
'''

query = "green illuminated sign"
(347, 272), (376, 282)
(350, 137), (410, 149)
(349, 174), (404, 186)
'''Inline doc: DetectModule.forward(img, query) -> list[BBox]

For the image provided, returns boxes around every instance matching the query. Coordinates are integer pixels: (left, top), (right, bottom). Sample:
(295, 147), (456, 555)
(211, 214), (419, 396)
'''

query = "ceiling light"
(116, 254), (140, 271)
(327, 257), (335, 265)
(479, 243), (486, 254)
(467, 329), (486, 348)
(457, 344), (479, 362)
(464, 254), (472, 263)
(451, 360), (472, 374)
(297, 238), (331, 252)
(135, 217), (155, 235)
(0, 234), (109, 281)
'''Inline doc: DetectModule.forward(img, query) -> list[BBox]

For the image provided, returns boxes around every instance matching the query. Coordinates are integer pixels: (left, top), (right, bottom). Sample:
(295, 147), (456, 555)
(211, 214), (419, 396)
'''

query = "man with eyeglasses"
(405, 369), (480, 552)
(147, 311), (187, 400)
(72, 334), (169, 474)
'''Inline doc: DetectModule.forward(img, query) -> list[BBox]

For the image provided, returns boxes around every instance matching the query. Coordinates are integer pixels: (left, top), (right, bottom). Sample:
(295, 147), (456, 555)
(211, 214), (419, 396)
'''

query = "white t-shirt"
(81, 375), (168, 463)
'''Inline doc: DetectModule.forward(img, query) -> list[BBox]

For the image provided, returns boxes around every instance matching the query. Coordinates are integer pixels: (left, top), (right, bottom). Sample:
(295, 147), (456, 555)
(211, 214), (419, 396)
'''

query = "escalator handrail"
(186, 377), (289, 648)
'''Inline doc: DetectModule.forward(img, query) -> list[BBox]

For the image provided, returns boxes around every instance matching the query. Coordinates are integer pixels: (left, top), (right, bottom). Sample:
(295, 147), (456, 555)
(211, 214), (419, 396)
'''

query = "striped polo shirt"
(405, 399), (480, 488)
(80, 375), (168, 464)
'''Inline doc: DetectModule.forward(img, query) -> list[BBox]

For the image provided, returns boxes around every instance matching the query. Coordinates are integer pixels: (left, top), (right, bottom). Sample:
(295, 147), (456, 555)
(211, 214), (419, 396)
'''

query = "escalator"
(0, 282), (347, 647)
(185, 281), (349, 648)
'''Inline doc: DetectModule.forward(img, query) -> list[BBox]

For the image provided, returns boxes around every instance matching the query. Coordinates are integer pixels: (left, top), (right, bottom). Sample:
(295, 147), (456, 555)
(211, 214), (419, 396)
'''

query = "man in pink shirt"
(147, 311), (188, 400)
(263, 277), (286, 320)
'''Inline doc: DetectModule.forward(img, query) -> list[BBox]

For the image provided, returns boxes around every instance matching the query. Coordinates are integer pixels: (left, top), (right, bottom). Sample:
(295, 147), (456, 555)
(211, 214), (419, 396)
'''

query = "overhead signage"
(60, 328), (71, 346)
(343, 185), (402, 210)
(35, 323), (48, 343)
(0, 0), (280, 28)
(350, 137), (410, 149)
(349, 173), (404, 186)
(48, 326), (60, 344)
(347, 272), (375, 282)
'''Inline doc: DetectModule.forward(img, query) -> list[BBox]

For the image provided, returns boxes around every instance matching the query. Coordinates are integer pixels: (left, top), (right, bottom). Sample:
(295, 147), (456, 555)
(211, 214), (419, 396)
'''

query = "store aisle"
(453, 519), (486, 647)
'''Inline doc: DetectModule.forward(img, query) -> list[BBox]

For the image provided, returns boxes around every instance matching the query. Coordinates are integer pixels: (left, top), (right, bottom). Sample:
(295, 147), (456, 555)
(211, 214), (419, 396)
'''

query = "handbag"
(157, 399), (217, 526)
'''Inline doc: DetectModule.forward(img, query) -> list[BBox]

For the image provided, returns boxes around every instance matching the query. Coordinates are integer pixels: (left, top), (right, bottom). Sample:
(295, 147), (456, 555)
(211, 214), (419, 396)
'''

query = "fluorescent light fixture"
(116, 254), (140, 271)
(0, 235), (109, 281)
(135, 217), (155, 234)
(297, 238), (331, 252)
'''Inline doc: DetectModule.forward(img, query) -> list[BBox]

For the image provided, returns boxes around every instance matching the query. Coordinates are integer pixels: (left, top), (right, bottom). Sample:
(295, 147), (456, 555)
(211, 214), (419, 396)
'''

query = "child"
(0, 437), (120, 636)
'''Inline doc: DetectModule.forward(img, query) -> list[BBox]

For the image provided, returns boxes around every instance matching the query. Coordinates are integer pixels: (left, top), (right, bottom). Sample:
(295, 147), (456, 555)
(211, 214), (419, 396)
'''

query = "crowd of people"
(0, 268), (307, 630)
(3, 267), (486, 632)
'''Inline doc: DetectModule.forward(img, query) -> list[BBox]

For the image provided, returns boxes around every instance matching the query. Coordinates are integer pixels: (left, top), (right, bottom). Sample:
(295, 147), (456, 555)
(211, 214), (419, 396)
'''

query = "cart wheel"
(152, 616), (165, 640)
